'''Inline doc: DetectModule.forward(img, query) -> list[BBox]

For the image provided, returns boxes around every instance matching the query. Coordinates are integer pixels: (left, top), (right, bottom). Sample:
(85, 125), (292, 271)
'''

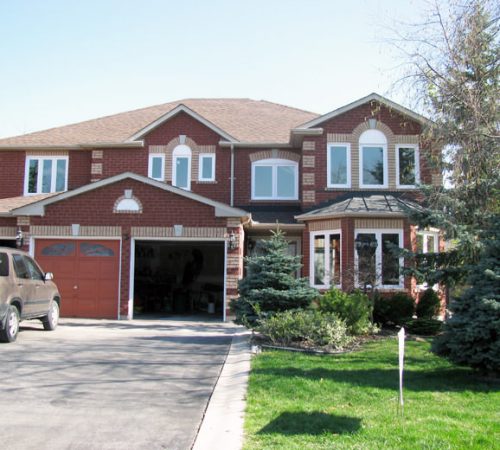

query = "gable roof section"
(0, 99), (319, 148)
(10, 172), (249, 218)
(295, 93), (430, 130)
(0, 193), (58, 216)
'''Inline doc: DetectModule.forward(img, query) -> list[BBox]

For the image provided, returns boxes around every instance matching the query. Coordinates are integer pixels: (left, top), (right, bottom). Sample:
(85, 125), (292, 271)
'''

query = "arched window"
(359, 130), (388, 188)
(172, 145), (191, 190)
(251, 158), (298, 200)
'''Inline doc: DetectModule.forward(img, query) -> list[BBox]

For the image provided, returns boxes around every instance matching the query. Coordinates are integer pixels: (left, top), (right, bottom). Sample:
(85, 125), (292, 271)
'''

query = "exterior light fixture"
(15, 228), (24, 249)
(228, 231), (238, 250)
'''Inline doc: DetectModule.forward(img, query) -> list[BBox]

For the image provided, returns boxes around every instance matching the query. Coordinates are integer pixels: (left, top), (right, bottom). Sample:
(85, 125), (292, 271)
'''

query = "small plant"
(416, 288), (441, 319)
(374, 292), (415, 326)
(256, 310), (352, 350)
(405, 318), (443, 335)
(318, 288), (373, 335)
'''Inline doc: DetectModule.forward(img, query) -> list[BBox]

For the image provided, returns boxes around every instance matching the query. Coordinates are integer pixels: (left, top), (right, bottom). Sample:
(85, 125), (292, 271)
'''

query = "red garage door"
(35, 239), (120, 319)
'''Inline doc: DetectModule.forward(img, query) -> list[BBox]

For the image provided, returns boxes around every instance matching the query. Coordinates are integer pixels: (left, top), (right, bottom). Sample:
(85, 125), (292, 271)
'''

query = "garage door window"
(41, 242), (76, 256)
(80, 243), (115, 256)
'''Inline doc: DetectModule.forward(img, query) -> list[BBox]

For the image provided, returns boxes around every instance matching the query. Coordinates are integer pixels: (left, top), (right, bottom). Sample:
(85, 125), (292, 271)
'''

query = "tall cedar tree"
(232, 230), (318, 325)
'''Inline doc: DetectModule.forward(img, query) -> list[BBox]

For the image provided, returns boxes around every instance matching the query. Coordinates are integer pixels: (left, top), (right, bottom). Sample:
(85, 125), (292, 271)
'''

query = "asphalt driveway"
(0, 318), (237, 450)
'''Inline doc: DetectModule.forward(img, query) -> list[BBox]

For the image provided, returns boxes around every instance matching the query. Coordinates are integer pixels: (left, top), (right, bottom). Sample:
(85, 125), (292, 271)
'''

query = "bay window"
(25, 156), (68, 195)
(311, 231), (341, 288)
(251, 158), (298, 200)
(327, 143), (350, 188)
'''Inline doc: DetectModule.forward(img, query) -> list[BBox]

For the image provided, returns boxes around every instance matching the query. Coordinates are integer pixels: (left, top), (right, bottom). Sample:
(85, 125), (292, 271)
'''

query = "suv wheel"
(0, 305), (20, 343)
(42, 301), (59, 331)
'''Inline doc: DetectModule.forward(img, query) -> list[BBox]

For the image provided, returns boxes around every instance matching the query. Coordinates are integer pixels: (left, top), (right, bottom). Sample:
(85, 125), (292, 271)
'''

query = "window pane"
(42, 159), (53, 193)
(314, 236), (326, 285)
(12, 254), (29, 279)
(399, 147), (416, 185)
(416, 234), (424, 253)
(0, 253), (9, 277)
(151, 156), (163, 180)
(254, 166), (272, 197)
(382, 234), (400, 285)
(24, 257), (44, 281)
(201, 156), (213, 179)
(28, 159), (38, 193)
(329, 234), (341, 285)
(56, 159), (66, 191)
(277, 165), (295, 198)
(175, 157), (189, 188)
(362, 146), (384, 185)
(427, 235), (436, 252)
(357, 233), (377, 286)
(330, 146), (347, 185)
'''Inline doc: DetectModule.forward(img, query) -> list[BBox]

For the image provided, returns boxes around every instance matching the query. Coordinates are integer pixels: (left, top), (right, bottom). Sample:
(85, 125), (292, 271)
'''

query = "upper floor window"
(327, 143), (351, 188)
(25, 156), (68, 195)
(396, 145), (419, 188)
(251, 158), (298, 200)
(359, 130), (388, 188)
(148, 154), (165, 181)
(172, 145), (191, 190)
(198, 154), (215, 182)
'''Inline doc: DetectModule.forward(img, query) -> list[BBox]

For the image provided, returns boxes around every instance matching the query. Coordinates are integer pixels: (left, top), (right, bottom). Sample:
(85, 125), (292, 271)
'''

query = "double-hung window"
(327, 143), (351, 188)
(148, 154), (165, 181)
(355, 229), (403, 288)
(172, 145), (191, 190)
(25, 156), (68, 195)
(252, 158), (298, 200)
(359, 130), (388, 188)
(311, 231), (341, 288)
(396, 144), (419, 188)
(198, 154), (215, 182)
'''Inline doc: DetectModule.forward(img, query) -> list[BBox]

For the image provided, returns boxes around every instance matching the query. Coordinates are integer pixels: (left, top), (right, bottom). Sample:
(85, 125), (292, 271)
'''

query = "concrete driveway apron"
(0, 318), (236, 450)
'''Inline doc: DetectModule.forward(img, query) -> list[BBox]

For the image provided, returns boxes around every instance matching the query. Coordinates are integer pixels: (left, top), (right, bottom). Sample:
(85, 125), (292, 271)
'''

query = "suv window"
(23, 256), (44, 281)
(12, 254), (30, 279)
(0, 253), (9, 277)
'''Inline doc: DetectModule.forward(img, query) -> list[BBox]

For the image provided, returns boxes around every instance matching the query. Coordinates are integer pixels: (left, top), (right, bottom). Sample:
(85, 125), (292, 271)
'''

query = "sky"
(0, 0), (426, 138)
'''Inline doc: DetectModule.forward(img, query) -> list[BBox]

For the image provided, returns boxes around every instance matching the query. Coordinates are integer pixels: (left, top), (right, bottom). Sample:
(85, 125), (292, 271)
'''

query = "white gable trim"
(126, 104), (237, 143)
(296, 93), (431, 129)
(12, 172), (249, 218)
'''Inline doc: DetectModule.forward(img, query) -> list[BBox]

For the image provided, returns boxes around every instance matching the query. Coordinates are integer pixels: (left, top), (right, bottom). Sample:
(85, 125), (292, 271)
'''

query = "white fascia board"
(297, 93), (431, 129)
(126, 104), (237, 143)
(12, 171), (249, 218)
(290, 128), (324, 135)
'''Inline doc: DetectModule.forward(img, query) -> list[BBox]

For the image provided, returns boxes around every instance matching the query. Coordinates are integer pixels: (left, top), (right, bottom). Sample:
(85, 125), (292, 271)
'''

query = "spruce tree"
(232, 230), (318, 325)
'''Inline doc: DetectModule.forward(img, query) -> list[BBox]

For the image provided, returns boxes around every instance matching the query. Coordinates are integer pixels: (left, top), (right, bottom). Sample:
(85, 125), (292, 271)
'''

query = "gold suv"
(0, 247), (61, 342)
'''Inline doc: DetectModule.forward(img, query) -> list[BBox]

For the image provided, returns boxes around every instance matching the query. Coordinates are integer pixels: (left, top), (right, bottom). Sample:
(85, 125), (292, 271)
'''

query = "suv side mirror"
(44, 272), (54, 281)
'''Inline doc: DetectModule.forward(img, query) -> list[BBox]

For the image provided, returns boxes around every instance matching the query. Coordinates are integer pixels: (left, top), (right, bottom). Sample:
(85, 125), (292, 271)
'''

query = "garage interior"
(133, 241), (225, 317)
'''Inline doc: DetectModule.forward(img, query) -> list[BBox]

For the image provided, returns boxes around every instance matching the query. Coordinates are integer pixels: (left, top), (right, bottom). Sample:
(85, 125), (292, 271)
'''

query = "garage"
(34, 239), (120, 319)
(133, 240), (225, 318)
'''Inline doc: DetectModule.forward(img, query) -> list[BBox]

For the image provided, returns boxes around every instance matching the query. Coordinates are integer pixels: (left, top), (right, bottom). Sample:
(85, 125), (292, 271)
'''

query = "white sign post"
(398, 327), (405, 416)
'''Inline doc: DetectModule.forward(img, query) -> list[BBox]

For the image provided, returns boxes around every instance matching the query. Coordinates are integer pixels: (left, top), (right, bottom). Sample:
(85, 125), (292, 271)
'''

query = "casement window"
(25, 156), (68, 195)
(396, 145), (419, 188)
(416, 230), (439, 254)
(198, 154), (215, 182)
(148, 154), (165, 181)
(355, 230), (403, 288)
(327, 143), (351, 188)
(310, 231), (341, 288)
(359, 130), (388, 188)
(172, 145), (191, 190)
(251, 158), (298, 200)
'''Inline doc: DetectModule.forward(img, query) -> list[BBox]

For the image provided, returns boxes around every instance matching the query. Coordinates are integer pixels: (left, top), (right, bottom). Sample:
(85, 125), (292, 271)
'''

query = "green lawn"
(243, 338), (499, 449)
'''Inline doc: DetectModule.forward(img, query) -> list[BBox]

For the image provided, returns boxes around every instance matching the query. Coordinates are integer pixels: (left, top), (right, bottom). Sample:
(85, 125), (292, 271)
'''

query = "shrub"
(319, 288), (373, 335)
(232, 230), (318, 325)
(374, 292), (415, 326)
(416, 288), (441, 319)
(405, 318), (443, 335)
(257, 310), (352, 349)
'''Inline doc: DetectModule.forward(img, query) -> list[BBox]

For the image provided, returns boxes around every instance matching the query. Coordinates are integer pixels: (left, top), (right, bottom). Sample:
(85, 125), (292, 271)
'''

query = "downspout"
(230, 143), (235, 206)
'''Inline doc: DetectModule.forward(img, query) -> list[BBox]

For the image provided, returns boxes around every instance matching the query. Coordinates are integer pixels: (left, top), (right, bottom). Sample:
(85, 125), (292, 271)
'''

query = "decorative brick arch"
(249, 149), (301, 163)
(163, 136), (200, 182)
(113, 191), (143, 214)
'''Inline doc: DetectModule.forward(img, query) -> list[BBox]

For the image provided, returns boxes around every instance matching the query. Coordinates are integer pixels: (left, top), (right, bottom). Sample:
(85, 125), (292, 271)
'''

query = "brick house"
(0, 93), (441, 320)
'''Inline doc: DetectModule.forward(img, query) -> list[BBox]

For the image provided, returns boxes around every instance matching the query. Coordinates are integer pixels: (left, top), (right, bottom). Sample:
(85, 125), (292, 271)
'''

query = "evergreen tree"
(232, 230), (318, 325)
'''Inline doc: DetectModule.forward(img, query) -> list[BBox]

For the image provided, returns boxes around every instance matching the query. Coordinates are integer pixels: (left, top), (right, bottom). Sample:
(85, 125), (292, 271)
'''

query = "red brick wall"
(0, 151), (25, 198)
(69, 151), (92, 189)
(102, 148), (148, 179)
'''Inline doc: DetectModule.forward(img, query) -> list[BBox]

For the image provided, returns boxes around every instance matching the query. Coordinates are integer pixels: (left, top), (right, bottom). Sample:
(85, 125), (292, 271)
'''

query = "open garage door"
(35, 239), (120, 319)
(133, 241), (225, 319)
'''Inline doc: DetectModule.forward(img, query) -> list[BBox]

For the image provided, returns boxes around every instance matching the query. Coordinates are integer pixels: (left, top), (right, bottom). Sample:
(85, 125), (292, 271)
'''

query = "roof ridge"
(258, 99), (319, 116)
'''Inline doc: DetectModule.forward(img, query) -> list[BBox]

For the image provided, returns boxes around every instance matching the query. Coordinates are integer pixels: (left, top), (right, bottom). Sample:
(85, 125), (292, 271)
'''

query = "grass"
(243, 338), (500, 449)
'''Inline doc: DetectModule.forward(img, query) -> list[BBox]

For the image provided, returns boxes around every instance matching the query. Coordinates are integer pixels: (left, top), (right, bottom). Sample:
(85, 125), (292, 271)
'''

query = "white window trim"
(396, 144), (420, 189)
(310, 230), (342, 289)
(354, 229), (404, 289)
(327, 143), (351, 188)
(148, 153), (165, 181)
(251, 158), (298, 200)
(172, 145), (192, 190)
(24, 156), (69, 195)
(198, 153), (216, 182)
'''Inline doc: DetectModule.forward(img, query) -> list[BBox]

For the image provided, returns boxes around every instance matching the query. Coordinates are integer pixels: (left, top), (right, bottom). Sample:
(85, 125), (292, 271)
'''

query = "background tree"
(232, 230), (318, 325)
(392, 0), (499, 371)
